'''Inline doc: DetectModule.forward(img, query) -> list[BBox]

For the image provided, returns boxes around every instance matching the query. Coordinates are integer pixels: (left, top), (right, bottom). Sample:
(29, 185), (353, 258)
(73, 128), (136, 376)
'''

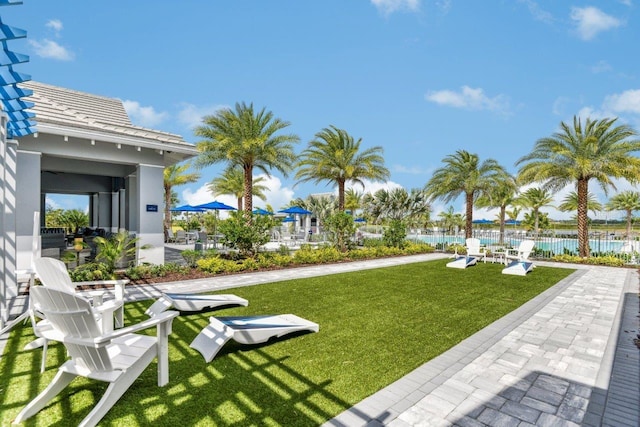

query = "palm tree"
(516, 187), (554, 236)
(516, 116), (640, 257)
(61, 209), (89, 235)
(606, 190), (640, 239)
(475, 174), (518, 244)
(345, 188), (363, 215)
(363, 187), (430, 224)
(195, 102), (299, 218)
(437, 206), (464, 234)
(208, 167), (269, 211)
(558, 191), (603, 218)
(164, 163), (200, 240)
(295, 125), (389, 211)
(425, 150), (508, 239)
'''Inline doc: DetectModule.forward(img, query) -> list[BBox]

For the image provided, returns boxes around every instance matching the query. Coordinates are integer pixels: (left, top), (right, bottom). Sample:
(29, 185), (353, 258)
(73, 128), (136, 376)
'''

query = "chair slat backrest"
(30, 287), (112, 372)
(466, 238), (481, 253)
(34, 257), (75, 293)
(519, 240), (535, 259)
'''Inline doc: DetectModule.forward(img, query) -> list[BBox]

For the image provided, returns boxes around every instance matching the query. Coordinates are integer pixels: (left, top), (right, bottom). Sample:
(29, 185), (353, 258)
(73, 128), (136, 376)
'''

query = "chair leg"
(14, 370), (75, 423)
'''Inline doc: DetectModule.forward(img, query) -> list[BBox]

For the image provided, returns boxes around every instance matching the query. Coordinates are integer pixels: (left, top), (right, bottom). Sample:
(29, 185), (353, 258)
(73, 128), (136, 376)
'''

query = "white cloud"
(570, 6), (621, 41)
(393, 164), (430, 175)
(591, 60), (612, 74)
(435, 0), (451, 14)
(517, 0), (554, 24)
(602, 89), (640, 115)
(122, 100), (169, 127)
(349, 179), (403, 195)
(619, 0), (632, 6)
(371, 0), (420, 15)
(552, 96), (571, 116)
(177, 103), (228, 131)
(426, 86), (511, 115)
(46, 19), (63, 34)
(28, 39), (74, 61)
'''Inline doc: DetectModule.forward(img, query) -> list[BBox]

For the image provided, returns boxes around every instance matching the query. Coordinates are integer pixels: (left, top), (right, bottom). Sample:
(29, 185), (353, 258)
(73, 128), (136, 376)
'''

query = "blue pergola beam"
(0, 48), (28, 66)
(0, 23), (26, 41)
(0, 1), (24, 6)
(0, 98), (34, 112)
(0, 68), (30, 85)
(0, 84), (32, 99)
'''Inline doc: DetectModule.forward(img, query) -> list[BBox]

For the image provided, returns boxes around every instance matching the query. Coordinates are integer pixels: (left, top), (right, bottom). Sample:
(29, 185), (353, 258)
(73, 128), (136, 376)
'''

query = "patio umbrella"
(252, 208), (274, 215)
(472, 219), (493, 224)
(282, 216), (296, 223)
(170, 204), (205, 224)
(278, 206), (312, 215)
(194, 201), (237, 244)
(505, 219), (521, 226)
(354, 217), (367, 223)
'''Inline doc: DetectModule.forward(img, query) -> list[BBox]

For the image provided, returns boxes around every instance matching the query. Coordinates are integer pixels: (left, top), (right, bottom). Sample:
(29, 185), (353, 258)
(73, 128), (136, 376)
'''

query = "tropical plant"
(558, 191), (602, 218)
(522, 211), (550, 232)
(324, 211), (357, 252)
(208, 167), (269, 211)
(195, 102), (299, 219)
(93, 231), (148, 278)
(345, 188), (363, 215)
(475, 174), (518, 244)
(606, 190), (640, 239)
(425, 150), (508, 238)
(516, 116), (640, 257)
(363, 187), (430, 227)
(437, 206), (464, 234)
(61, 209), (89, 234)
(516, 187), (554, 236)
(164, 162), (200, 240)
(296, 125), (389, 211)
(218, 211), (277, 256)
(382, 219), (407, 249)
(44, 206), (65, 228)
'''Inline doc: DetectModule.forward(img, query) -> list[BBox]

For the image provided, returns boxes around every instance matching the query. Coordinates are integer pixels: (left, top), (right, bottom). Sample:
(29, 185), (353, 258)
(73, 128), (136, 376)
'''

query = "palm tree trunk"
(626, 210), (632, 239)
(237, 197), (242, 211)
(465, 192), (473, 239)
(577, 178), (590, 257)
(338, 180), (346, 211)
(243, 165), (253, 223)
(499, 205), (506, 245)
(164, 187), (172, 242)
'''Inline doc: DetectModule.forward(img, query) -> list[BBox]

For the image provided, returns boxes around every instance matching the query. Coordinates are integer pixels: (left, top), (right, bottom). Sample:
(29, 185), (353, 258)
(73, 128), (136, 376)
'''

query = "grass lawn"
(0, 259), (574, 426)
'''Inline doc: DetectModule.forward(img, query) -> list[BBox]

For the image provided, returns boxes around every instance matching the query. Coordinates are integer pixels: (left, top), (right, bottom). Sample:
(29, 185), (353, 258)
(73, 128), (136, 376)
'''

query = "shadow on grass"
(0, 303), (352, 426)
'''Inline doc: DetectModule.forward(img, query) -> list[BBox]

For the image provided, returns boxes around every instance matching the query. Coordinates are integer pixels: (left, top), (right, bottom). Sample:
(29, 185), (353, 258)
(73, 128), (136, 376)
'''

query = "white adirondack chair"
(29, 257), (129, 372)
(465, 238), (487, 263)
(504, 240), (535, 265)
(14, 286), (178, 427)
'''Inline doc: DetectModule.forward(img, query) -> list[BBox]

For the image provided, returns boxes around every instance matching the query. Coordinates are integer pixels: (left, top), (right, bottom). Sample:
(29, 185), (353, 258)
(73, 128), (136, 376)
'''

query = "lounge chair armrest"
(93, 311), (179, 346)
(92, 299), (124, 315)
(75, 279), (129, 300)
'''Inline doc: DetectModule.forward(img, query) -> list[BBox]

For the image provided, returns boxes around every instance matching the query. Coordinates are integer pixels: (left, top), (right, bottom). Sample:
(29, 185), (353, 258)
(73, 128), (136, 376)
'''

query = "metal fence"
(405, 229), (639, 263)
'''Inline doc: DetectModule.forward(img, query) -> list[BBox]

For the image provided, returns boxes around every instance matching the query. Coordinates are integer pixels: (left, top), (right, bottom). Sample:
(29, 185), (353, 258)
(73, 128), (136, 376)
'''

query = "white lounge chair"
(190, 314), (319, 362)
(145, 293), (249, 317)
(502, 240), (536, 276)
(446, 256), (478, 269)
(14, 287), (179, 427)
(465, 238), (487, 263)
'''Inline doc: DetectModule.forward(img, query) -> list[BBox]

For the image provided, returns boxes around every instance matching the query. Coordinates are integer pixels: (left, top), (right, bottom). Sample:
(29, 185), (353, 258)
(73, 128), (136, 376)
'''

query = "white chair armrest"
(93, 311), (179, 346)
(75, 279), (129, 300)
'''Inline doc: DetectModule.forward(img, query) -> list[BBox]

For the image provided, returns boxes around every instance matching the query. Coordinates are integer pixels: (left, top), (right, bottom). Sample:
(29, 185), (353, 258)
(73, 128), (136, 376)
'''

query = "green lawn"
(0, 259), (574, 426)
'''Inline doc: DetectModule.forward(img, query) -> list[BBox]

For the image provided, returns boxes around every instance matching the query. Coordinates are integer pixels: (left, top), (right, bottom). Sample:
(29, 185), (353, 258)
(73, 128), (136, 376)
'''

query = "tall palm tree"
(295, 125), (389, 211)
(516, 187), (554, 236)
(558, 191), (603, 217)
(517, 116), (640, 257)
(425, 150), (508, 238)
(208, 167), (269, 211)
(164, 163), (200, 240)
(363, 187), (430, 224)
(606, 190), (640, 239)
(475, 174), (518, 244)
(195, 102), (299, 218)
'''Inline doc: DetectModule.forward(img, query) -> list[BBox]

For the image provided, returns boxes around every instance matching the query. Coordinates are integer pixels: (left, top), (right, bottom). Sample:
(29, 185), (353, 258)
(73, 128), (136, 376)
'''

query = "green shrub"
(324, 211), (357, 252)
(181, 249), (204, 268)
(68, 262), (111, 282)
(347, 247), (379, 260)
(218, 212), (276, 256)
(197, 256), (237, 274)
(362, 238), (385, 248)
(292, 246), (317, 264)
(403, 242), (435, 254)
(271, 254), (294, 267)
(551, 254), (625, 267)
(382, 219), (407, 249)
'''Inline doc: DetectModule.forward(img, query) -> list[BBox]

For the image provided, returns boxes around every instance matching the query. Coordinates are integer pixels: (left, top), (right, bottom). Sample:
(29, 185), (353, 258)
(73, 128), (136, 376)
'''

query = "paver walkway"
(1, 252), (638, 426)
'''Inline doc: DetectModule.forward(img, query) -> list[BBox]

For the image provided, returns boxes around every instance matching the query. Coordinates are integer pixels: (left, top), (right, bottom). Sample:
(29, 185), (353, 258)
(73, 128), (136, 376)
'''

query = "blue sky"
(7, 0), (640, 221)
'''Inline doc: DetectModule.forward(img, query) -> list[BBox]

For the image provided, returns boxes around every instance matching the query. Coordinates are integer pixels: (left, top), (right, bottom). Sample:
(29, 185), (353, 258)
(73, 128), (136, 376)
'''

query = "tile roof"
(22, 81), (194, 148)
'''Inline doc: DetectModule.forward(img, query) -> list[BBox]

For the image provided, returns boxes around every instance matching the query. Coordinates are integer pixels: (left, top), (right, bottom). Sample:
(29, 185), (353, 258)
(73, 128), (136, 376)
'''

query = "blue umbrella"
(196, 200), (236, 211)
(472, 219), (493, 224)
(505, 219), (521, 226)
(282, 216), (296, 223)
(278, 206), (312, 215)
(252, 208), (274, 215)
(170, 204), (205, 213)
(354, 217), (366, 223)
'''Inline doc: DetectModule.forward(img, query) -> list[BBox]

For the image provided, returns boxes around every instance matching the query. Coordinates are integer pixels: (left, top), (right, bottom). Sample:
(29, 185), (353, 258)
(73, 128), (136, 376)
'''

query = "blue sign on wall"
(146, 204), (158, 212)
